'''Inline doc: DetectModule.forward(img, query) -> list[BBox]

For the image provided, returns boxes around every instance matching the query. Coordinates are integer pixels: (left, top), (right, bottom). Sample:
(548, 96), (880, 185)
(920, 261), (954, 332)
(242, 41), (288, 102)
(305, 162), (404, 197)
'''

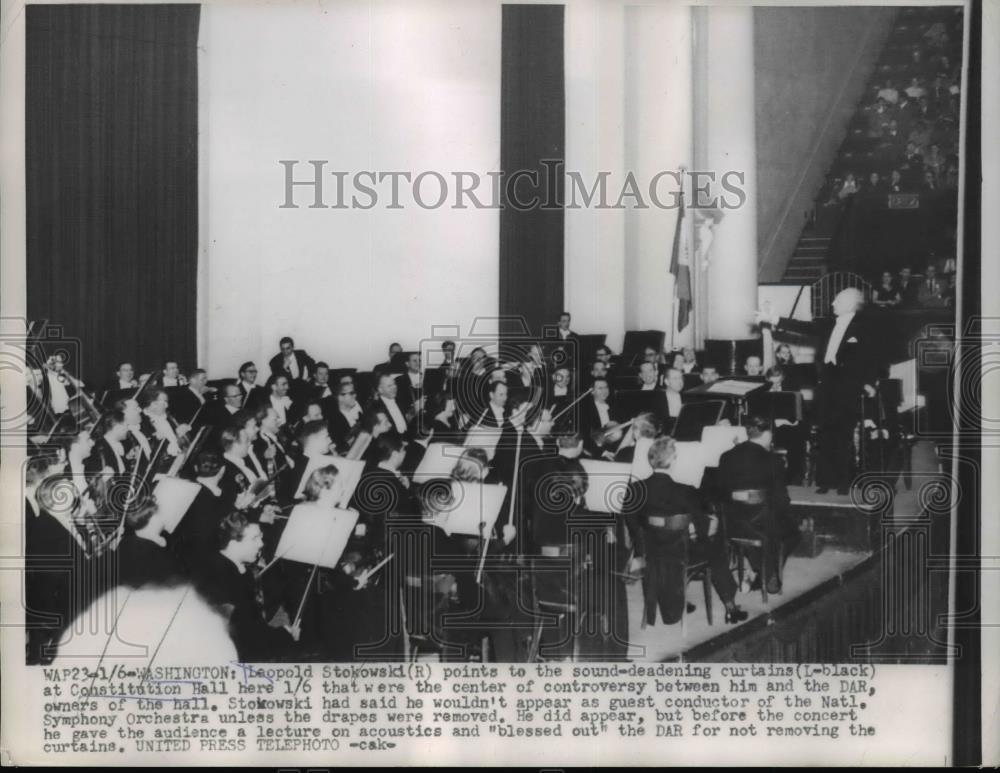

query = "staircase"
(782, 232), (830, 284)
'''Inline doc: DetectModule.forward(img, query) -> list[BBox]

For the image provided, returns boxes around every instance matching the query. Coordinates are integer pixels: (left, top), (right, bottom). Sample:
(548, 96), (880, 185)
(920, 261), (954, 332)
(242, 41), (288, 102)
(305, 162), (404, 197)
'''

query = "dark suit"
(718, 440), (798, 587)
(237, 382), (267, 408)
(170, 485), (227, 572)
(268, 349), (316, 383)
(622, 472), (735, 626)
(774, 313), (880, 489)
(117, 534), (183, 587)
(582, 398), (622, 458)
(194, 552), (295, 662)
(89, 437), (128, 475)
(350, 467), (418, 553)
(328, 408), (362, 454)
(170, 387), (209, 427)
(203, 401), (241, 431)
(25, 506), (91, 663)
(394, 373), (423, 416)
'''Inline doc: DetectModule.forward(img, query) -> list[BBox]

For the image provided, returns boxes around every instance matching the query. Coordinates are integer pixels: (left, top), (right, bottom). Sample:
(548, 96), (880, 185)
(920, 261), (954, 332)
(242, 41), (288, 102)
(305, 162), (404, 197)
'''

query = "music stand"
(672, 400), (727, 442)
(746, 390), (803, 424)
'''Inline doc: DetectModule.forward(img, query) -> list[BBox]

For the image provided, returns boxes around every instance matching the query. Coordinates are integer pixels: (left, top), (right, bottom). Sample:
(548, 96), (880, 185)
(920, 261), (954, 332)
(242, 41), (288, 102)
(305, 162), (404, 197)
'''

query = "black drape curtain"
(499, 5), (565, 340)
(26, 4), (200, 387)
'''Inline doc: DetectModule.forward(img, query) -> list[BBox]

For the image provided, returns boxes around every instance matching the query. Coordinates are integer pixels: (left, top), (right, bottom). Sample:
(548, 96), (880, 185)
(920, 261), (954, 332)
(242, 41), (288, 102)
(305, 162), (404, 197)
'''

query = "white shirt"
(284, 355), (300, 380)
(340, 404), (361, 427)
(382, 397), (408, 434)
(46, 371), (70, 414)
(595, 401), (610, 427)
(490, 403), (506, 426)
(162, 376), (180, 387)
(128, 426), (152, 458)
(681, 361), (697, 374)
(666, 390), (683, 417)
(270, 394), (291, 424)
(824, 312), (855, 365)
(559, 328), (571, 340)
(147, 413), (179, 447)
(261, 430), (295, 468)
(246, 447), (266, 478)
(552, 385), (568, 397)
(316, 384), (333, 399)
(106, 438), (126, 473)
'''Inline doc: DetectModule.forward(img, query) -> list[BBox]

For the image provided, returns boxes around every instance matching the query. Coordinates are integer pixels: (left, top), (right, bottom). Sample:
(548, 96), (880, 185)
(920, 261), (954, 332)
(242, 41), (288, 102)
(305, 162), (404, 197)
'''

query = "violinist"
(233, 411), (268, 480)
(300, 398), (325, 425)
(171, 368), (210, 427)
(352, 435), (418, 553)
(583, 378), (623, 458)
(218, 426), (262, 513)
(90, 410), (131, 475)
(373, 342), (405, 375)
(477, 381), (510, 430)
(115, 397), (154, 470)
(194, 511), (300, 662)
(328, 381), (362, 454)
(547, 368), (575, 425)
(40, 352), (80, 419)
(140, 388), (189, 458)
(254, 404), (295, 475)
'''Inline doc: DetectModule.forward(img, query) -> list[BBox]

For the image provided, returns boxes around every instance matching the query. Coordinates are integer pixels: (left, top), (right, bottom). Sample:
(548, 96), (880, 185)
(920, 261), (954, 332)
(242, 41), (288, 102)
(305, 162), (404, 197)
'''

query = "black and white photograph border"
(0, 0), (996, 767)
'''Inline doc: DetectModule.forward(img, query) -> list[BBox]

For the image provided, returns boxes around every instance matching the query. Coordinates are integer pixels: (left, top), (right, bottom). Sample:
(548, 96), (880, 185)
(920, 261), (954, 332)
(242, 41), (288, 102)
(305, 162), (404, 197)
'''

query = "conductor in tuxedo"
(758, 287), (881, 494)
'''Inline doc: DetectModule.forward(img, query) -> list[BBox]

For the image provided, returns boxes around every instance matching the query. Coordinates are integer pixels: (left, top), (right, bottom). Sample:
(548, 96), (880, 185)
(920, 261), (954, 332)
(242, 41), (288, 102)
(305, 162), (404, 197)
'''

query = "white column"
(697, 6), (759, 342)
(623, 3), (693, 345)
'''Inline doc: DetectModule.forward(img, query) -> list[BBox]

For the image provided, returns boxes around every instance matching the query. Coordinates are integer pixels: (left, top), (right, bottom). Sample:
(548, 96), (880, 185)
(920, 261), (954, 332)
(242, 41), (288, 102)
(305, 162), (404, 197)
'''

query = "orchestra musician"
(717, 416), (798, 595)
(663, 367), (687, 433)
(582, 377), (622, 458)
(117, 498), (183, 588)
(310, 361), (335, 404)
(680, 346), (700, 375)
(477, 381), (510, 430)
(700, 365), (720, 386)
(622, 437), (748, 626)
(194, 511), (300, 662)
(26, 455), (91, 664)
(328, 381), (363, 453)
(108, 361), (139, 394)
(351, 434), (419, 554)
(170, 451), (228, 572)
(39, 352), (80, 420)
(237, 362), (265, 406)
(421, 392), (460, 444)
(89, 409), (132, 475)
(763, 365), (807, 485)
(204, 382), (244, 430)
(373, 342), (405, 375)
(263, 374), (295, 427)
(395, 352), (424, 417)
(161, 360), (188, 388)
(269, 336), (316, 384)
(170, 368), (211, 427)
(218, 426), (263, 513)
(546, 367), (575, 426)
(140, 388), (190, 459)
(368, 372), (410, 438)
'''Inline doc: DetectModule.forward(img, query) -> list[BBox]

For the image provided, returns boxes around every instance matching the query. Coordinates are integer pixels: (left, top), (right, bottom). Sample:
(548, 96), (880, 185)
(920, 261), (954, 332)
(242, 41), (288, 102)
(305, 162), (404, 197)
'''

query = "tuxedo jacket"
(88, 437), (129, 475)
(621, 472), (711, 558)
(327, 409), (361, 453)
(237, 383), (267, 408)
(774, 313), (880, 415)
(394, 373), (423, 414)
(117, 534), (184, 588)
(203, 401), (241, 431)
(219, 459), (256, 511)
(194, 552), (294, 662)
(170, 485), (226, 572)
(268, 349), (316, 382)
(367, 396), (411, 438)
(582, 398), (623, 457)
(717, 440), (791, 514)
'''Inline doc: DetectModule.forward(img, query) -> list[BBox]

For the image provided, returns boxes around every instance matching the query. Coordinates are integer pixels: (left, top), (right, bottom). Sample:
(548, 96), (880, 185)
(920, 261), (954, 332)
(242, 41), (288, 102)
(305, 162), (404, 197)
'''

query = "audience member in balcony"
(904, 76), (926, 100)
(897, 266), (919, 307)
(924, 143), (945, 181)
(920, 170), (940, 193)
(867, 98), (893, 138)
(908, 121), (932, 157)
(900, 142), (924, 185)
(915, 95), (936, 122)
(894, 93), (915, 134)
(873, 271), (902, 307)
(862, 172), (887, 205)
(887, 169), (905, 193)
(876, 79), (899, 105)
(837, 173), (860, 201)
(917, 264), (946, 308)
(909, 49), (930, 80)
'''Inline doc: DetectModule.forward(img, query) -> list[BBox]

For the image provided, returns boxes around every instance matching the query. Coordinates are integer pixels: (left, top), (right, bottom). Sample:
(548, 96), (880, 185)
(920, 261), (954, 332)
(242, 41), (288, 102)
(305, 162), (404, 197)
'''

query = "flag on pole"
(669, 193), (693, 332)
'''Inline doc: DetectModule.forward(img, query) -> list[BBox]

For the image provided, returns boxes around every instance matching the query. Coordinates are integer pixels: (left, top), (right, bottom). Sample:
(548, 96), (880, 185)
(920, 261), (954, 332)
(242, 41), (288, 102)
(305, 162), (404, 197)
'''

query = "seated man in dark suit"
(117, 498), (184, 588)
(236, 362), (266, 407)
(373, 342), (405, 375)
(170, 368), (211, 427)
(194, 512), (300, 662)
(622, 437), (746, 626)
(328, 381), (364, 453)
(268, 336), (316, 384)
(583, 377), (623, 459)
(204, 382), (244, 430)
(394, 352), (424, 418)
(350, 434), (418, 554)
(368, 372), (411, 438)
(170, 451), (229, 573)
(717, 416), (799, 594)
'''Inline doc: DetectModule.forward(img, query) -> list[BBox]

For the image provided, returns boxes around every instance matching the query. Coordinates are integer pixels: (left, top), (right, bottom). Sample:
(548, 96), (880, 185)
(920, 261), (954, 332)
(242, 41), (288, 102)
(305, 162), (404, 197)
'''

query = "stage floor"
(622, 440), (942, 662)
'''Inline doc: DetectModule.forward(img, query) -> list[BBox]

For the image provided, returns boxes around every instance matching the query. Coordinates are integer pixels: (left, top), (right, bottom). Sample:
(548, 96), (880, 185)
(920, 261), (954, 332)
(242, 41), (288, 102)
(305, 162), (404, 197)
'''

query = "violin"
(590, 420), (631, 449)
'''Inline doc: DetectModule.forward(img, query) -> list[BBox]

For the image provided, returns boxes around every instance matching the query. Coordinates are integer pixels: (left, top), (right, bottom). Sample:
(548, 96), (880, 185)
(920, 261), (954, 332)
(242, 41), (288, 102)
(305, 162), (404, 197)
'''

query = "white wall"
(199, 0), (501, 376)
